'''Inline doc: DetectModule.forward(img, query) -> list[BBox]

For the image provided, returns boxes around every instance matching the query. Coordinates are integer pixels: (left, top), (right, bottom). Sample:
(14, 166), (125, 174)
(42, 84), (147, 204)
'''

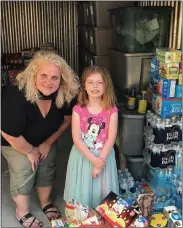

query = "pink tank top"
(73, 104), (118, 150)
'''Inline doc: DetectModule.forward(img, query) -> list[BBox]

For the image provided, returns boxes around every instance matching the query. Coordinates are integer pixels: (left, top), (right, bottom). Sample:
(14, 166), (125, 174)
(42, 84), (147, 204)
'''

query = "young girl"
(64, 66), (119, 208)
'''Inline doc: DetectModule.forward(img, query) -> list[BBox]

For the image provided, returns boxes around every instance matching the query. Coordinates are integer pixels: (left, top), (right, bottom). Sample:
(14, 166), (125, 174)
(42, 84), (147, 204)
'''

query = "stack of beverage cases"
(50, 188), (182, 227)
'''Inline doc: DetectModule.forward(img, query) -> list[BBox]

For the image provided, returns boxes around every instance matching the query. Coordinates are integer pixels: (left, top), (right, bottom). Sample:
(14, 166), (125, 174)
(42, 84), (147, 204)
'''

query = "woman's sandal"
(17, 212), (43, 227)
(42, 203), (61, 221)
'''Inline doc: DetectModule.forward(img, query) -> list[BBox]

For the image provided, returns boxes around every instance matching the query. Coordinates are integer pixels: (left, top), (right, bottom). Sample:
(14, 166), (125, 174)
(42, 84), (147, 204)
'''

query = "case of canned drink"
(152, 93), (182, 118)
(157, 77), (176, 98)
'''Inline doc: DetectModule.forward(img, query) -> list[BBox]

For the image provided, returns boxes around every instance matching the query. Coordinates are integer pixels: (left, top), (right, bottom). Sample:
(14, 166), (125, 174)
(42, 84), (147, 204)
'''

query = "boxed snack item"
(152, 93), (182, 118)
(159, 62), (179, 79)
(156, 77), (176, 98)
(168, 212), (182, 227)
(150, 214), (168, 227)
(156, 48), (182, 63)
(51, 218), (65, 227)
(65, 200), (91, 222)
(164, 206), (177, 219)
(96, 191), (139, 227)
(135, 183), (155, 223)
(65, 218), (81, 227)
(130, 215), (148, 227)
(82, 215), (99, 225)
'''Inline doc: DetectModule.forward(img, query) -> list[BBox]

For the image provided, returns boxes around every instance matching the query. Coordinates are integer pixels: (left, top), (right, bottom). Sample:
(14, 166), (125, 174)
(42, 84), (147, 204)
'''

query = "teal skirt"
(63, 145), (119, 208)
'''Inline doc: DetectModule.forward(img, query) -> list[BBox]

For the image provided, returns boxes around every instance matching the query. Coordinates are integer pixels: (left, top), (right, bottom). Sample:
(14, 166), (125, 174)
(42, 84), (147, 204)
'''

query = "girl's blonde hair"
(78, 66), (117, 109)
(16, 51), (80, 108)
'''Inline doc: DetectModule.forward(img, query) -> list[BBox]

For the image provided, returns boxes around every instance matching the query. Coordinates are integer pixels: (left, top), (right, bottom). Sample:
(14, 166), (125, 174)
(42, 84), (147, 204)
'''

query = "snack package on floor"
(88, 208), (107, 225)
(164, 205), (178, 219)
(65, 199), (91, 222)
(65, 218), (81, 227)
(51, 218), (66, 227)
(133, 183), (155, 223)
(150, 214), (168, 227)
(168, 212), (182, 227)
(95, 191), (140, 227)
(129, 215), (148, 227)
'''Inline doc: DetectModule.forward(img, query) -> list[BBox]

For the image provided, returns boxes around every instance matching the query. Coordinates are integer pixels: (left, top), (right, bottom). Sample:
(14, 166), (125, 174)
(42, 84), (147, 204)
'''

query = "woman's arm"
(99, 112), (118, 160)
(1, 131), (40, 171)
(72, 111), (105, 169)
(1, 131), (35, 154)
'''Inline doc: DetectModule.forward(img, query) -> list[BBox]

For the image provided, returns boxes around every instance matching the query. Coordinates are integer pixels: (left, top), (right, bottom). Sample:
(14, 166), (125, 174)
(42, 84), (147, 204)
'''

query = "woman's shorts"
(2, 144), (57, 197)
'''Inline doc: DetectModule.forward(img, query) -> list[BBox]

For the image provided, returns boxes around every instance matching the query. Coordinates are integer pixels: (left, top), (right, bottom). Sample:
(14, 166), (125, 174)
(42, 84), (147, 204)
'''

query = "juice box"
(156, 48), (182, 63)
(159, 62), (179, 79)
(157, 77), (176, 98)
(152, 93), (182, 118)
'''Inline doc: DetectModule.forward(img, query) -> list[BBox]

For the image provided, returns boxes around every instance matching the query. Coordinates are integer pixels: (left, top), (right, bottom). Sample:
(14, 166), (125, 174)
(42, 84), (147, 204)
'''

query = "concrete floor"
(1, 128), (73, 227)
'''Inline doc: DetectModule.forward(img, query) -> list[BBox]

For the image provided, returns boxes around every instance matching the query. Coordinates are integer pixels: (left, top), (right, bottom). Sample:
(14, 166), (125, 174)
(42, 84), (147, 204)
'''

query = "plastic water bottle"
(120, 182), (128, 194)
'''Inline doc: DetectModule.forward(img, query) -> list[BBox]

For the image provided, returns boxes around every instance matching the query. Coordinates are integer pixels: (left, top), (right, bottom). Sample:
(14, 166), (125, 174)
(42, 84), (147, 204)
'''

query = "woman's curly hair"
(16, 51), (80, 108)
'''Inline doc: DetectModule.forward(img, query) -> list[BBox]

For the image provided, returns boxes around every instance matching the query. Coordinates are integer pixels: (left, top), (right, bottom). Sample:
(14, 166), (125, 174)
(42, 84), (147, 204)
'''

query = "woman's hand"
(92, 166), (102, 178)
(39, 141), (51, 161)
(93, 157), (106, 169)
(27, 147), (40, 171)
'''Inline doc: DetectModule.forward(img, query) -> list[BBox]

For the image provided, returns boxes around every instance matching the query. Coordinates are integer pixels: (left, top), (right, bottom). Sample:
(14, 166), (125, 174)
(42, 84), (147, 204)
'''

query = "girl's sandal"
(42, 203), (61, 221)
(17, 212), (43, 227)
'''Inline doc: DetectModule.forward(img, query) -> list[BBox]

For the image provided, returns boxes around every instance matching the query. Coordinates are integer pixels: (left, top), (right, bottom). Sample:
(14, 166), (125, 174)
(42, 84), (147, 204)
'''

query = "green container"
(109, 6), (172, 53)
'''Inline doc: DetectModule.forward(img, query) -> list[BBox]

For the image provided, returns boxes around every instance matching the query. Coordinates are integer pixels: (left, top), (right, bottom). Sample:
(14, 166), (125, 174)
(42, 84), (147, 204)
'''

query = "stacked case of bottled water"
(143, 48), (182, 211)
(144, 111), (182, 211)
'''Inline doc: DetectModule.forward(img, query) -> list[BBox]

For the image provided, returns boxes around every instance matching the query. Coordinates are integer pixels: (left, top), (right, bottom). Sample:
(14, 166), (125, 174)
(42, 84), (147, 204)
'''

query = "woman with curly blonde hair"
(1, 51), (80, 227)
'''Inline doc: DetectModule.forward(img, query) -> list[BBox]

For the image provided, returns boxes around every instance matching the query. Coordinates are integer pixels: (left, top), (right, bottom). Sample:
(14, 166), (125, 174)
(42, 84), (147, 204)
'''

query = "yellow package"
(178, 74), (182, 85)
(159, 62), (179, 79)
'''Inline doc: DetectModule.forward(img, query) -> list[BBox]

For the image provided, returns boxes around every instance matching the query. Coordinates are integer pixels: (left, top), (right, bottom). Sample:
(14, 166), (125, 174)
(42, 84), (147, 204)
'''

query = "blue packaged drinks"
(175, 85), (182, 98)
(157, 77), (176, 98)
(152, 93), (182, 118)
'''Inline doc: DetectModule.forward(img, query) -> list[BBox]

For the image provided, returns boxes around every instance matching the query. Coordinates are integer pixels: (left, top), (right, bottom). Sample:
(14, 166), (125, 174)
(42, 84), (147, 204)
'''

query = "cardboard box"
(159, 62), (179, 79)
(152, 93), (182, 118)
(156, 48), (182, 63)
(151, 56), (159, 71)
(175, 85), (182, 98)
(168, 212), (182, 228)
(96, 192), (139, 227)
(157, 78), (176, 98)
(177, 74), (182, 85)
(149, 69), (160, 90)
(164, 206), (177, 219)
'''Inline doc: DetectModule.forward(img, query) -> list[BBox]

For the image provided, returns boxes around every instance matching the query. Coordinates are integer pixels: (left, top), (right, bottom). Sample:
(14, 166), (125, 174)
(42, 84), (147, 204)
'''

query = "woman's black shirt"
(2, 86), (74, 146)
